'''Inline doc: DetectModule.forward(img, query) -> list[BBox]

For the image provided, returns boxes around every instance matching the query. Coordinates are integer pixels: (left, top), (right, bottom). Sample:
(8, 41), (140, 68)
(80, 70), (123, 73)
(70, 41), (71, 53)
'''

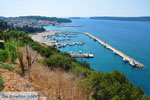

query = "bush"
(5, 42), (18, 63)
(82, 70), (145, 100)
(44, 53), (72, 71)
(0, 64), (20, 73)
(70, 62), (92, 76)
(0, 75), (4, 91)
(0, 50), (8, 62)
(9, 51), (18, 63)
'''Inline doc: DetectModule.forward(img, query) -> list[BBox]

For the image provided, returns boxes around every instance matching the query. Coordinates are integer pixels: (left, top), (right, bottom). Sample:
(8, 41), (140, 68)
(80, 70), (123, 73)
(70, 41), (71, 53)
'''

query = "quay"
(70, 51), (94, 58)
(56, 38), (71, 41)
(56, 34), (77, 38)
(56, 42), (85, 48)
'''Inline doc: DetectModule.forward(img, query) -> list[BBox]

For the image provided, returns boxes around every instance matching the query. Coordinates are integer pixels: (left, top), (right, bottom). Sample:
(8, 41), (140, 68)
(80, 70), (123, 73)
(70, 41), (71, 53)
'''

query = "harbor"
(31, 30), (144, 68)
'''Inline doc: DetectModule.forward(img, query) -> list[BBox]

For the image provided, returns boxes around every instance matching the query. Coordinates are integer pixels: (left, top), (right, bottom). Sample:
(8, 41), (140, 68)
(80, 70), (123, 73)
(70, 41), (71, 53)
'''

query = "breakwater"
(55, 30), (144, 68)
(83, 32), (144, 68)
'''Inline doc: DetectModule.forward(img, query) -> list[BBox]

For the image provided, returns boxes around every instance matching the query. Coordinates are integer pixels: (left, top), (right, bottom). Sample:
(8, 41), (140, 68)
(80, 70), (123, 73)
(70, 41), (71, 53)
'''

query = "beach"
(30, 30), (59, 46)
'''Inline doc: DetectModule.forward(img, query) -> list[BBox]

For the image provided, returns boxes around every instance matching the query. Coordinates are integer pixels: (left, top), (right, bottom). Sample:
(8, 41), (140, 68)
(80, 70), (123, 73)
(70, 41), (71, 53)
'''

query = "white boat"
(79, 51), (82, 54)
(130, 60), (136, 66)
(123, 58), (128, 62)
(113, 50), (117, 54)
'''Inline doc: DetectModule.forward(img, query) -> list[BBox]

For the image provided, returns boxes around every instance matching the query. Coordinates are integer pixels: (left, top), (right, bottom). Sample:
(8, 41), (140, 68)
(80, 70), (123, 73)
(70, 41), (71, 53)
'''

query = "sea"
(44, 19), (150, 95)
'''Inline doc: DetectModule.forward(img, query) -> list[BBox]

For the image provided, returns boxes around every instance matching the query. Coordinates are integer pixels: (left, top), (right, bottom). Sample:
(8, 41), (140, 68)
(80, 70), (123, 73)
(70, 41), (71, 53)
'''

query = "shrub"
(82, 70), (145, 100)
(0, 50), (8, 62)
(0, 64), (20, 73)
(5, 42), (18, 63)
(70, 62), (92, 76)
(0, 75), (4, 91)
(44, 53), (72, 71)
(9, 51), (18, 63)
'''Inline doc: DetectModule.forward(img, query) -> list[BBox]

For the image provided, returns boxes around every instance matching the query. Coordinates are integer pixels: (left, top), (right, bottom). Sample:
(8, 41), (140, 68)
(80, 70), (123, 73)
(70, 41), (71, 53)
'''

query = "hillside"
(0, 46), (86, 100)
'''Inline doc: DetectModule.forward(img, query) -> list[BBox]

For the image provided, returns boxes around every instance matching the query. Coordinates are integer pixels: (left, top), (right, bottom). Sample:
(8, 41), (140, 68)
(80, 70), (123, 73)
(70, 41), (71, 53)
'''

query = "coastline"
(30, 30), (144, 68)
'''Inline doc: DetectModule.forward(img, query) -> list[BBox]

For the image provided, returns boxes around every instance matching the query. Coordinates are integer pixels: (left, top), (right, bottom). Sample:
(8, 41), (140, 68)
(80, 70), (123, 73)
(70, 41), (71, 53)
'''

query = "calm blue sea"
(44, 19), (150, 95)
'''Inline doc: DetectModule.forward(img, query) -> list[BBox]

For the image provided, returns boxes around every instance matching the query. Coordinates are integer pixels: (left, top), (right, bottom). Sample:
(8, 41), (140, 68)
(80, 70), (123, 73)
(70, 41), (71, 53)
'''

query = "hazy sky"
(0, 0), (150, 17)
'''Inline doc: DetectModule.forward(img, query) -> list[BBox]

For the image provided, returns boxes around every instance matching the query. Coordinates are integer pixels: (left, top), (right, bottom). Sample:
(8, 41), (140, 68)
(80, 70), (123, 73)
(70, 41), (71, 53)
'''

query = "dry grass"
(30, 63), (87, 100)
(0, 68), (35, 92)
(1, 46), (88, 100)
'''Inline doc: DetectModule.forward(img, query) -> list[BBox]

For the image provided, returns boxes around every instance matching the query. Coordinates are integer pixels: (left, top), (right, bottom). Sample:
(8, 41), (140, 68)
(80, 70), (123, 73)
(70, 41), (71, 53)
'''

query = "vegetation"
(0, 31), (24, 63)
(0, 20), (14, 31)
(0, 50), (8, 62)
(82, 71), (145, 100)
(19, 16), (72, 23)
(0, 75), (4, 91)
(16, 25), (45, 33)
(0, 64), (20, 73)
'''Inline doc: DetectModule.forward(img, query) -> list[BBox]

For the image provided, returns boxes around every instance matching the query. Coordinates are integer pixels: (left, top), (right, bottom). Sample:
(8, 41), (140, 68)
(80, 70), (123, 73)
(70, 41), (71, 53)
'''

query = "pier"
(56, 34), (77, 38)
(82, 32), (144, 68)
(57, 42), (85, 48)
(70, 51), (94, 58)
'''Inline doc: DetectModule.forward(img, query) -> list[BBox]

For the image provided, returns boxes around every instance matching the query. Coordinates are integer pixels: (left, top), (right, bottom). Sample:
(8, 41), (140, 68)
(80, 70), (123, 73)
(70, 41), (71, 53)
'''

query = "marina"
(31, 30), (144, 68)
(45, 30), (144, 68)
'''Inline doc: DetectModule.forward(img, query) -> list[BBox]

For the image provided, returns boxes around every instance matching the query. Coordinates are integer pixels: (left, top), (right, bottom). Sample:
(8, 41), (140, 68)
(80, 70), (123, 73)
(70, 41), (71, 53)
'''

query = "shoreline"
(30, 30), (144, 68)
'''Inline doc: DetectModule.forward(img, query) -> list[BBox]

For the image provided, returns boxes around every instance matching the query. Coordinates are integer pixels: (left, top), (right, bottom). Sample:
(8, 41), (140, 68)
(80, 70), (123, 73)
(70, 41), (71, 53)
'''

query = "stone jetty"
(82, 32), (144, 68)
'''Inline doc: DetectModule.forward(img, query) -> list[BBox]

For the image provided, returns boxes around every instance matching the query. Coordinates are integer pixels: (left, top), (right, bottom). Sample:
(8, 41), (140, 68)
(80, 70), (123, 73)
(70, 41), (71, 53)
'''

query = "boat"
(130, 60), (136, 66)
(79, 51), (82, 54)
(93, 38), (97, 41)
(123, 58), (128, 62)
(113, 50), (117, 54)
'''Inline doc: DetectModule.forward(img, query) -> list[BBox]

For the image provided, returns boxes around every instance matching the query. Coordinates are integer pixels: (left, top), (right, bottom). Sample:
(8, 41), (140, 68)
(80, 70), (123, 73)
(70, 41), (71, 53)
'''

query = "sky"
(0, 0), (150, 17)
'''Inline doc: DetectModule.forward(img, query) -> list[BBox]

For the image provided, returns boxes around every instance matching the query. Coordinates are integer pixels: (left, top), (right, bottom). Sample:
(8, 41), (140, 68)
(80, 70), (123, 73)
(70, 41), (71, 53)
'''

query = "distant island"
(90, 16), (150, 22)
(69, 17), (83, 19)
(19, 16), (72, 23)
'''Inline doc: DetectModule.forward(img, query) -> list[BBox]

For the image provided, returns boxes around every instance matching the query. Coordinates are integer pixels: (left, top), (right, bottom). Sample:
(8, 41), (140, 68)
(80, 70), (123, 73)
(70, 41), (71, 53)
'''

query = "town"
(0, 16), (71, 28)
